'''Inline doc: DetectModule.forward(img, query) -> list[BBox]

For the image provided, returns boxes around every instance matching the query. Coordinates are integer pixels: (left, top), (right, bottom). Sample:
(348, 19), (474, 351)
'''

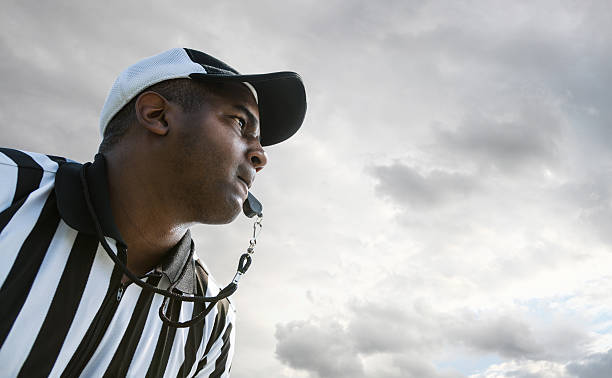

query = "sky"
(2, 1), (612, 377)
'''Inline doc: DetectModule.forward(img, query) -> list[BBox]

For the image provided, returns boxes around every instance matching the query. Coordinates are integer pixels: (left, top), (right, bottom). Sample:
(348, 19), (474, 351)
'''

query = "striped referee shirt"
(0, 148), (236, 377)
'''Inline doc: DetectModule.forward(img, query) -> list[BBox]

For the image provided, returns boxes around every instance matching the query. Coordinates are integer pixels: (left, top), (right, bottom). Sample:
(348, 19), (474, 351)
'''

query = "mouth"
(237, 175), (252, 190)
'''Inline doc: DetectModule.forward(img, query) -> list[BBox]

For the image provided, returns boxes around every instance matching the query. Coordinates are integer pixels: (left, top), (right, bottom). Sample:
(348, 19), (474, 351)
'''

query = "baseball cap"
(99, 48), (307, 146)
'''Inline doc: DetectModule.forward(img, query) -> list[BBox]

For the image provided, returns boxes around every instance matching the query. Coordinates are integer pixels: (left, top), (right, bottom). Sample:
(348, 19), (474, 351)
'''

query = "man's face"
(163, 81), (266, 224)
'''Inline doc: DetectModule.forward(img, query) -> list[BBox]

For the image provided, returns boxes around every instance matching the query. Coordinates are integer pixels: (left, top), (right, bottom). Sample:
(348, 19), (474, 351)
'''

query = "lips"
(237, 168), (255, 190)
(237, 175), (252, 192)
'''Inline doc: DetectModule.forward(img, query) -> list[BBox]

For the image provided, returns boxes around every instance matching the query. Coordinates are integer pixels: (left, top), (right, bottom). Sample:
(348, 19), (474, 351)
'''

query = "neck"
(103, 148), (190, 277)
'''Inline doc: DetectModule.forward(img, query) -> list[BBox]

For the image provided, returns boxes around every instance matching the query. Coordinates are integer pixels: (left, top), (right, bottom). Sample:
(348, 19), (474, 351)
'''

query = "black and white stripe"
(0, 148), (236, 377)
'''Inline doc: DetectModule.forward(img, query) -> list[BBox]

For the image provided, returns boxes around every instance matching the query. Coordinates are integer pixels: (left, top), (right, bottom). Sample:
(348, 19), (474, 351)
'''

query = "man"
(0, 48), (306, 377)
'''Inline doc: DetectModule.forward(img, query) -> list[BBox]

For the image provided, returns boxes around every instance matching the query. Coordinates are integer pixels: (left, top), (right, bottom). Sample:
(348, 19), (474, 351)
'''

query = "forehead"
(203, 81), (259, 114)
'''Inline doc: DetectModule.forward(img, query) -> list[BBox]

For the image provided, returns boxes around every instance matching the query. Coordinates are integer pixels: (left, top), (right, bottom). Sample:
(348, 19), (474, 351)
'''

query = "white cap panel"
(99, 48), (207, 136)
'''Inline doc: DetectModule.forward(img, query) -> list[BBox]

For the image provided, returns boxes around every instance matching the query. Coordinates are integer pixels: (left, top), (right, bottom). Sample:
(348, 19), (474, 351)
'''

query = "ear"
(135, 91), (171, 136)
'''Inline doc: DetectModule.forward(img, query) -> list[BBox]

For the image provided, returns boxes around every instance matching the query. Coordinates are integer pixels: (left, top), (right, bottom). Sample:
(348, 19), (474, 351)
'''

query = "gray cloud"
(347, 301), (421, 354)
(275, 299), (592, 377)
(472, 349), (612, 378)
(435, 101), (565, 174)
(566, 349), (612, 378)
(392, 354), (464, 378)
(449, 314), (592, 362)
(274, 301), (455, 378)
(275, 319), (365, 378)
(370, 163), (479, 209)
(274, 315), (463, 378)
(451, 315), (538, 359)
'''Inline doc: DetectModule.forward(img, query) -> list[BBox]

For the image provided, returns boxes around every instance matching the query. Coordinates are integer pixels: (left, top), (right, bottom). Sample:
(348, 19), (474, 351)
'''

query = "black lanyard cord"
(79, 162), (252, 327)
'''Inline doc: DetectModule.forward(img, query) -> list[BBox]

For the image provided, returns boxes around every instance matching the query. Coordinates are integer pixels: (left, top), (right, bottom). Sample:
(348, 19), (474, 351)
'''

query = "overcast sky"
(2, 1), (612, 377)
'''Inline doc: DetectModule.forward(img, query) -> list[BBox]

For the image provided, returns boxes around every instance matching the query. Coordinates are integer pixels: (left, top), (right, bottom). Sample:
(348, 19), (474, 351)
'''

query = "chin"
(199, 197), (243, 225)
(215, 208), (242, 224)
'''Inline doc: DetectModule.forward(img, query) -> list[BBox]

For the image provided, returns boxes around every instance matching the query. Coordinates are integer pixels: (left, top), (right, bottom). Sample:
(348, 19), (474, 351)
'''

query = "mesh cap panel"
(99, 48), (207, 136)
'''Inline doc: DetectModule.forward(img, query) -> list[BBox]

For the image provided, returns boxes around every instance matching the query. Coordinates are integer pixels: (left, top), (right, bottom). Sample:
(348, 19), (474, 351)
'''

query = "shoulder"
(0, 148), (67, 173)
(0, 148), (69, 213)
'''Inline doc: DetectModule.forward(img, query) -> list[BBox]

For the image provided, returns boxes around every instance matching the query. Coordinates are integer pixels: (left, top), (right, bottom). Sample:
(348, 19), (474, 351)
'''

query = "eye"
(232, 116), (246, 129)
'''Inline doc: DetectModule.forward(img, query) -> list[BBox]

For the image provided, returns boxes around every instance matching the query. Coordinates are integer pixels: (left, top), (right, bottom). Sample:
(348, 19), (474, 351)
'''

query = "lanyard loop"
(80, 162), (263, 328)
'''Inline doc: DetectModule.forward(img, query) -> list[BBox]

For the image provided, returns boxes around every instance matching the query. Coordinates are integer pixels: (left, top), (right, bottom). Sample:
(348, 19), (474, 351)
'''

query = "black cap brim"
(189, 71), (306, 147)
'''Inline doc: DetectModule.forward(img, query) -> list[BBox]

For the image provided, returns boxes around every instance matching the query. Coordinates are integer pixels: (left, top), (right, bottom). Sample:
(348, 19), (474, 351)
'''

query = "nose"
(248, 142), (268, 172)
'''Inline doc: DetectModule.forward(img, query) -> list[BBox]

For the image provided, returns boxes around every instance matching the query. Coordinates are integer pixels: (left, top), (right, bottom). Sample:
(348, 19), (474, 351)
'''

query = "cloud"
(275, 299), (594, 377)
(469, 349), (612, 378)
(369, 163), (479, 209)
(449, 313), (593, 362)
(275, 319), (365, 378)
(558, 174), (612, 245)
(435, 101), (565, 174)
(274, 315), (462, 378)
(273, 300), (456, 378)
(346, 300), (443, 355)
(469, 359), (569, 378)
(566, 349), (612, 378)
(392, 354), (465, 378)
(451, 315), (537, 359)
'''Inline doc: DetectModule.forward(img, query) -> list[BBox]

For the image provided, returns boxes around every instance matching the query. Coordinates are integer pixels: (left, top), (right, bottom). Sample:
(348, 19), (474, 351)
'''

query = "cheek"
(208, 133), (247, 167)
(175, 122), (246, 180)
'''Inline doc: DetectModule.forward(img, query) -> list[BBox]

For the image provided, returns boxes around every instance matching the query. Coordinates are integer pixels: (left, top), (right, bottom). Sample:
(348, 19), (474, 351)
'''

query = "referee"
(0, 48), (306, 377)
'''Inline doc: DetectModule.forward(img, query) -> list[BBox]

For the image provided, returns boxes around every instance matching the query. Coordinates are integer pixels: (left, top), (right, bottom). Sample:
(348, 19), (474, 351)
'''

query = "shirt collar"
(54, 153), (196, 294)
